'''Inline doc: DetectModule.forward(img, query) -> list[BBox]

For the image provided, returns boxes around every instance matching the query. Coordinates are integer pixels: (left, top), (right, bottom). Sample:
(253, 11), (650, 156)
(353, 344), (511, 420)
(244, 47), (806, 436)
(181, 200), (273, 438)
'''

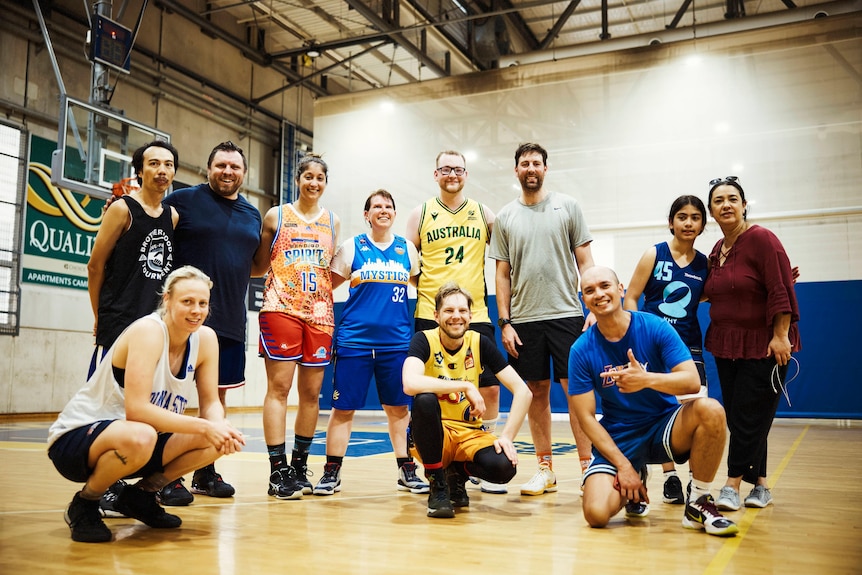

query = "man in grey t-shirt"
(489, 142), (595, 497)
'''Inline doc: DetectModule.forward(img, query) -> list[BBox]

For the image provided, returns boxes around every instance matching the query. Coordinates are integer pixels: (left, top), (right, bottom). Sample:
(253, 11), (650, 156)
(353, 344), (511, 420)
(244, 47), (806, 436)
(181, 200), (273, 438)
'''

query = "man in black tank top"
(86, 141), (180, 514)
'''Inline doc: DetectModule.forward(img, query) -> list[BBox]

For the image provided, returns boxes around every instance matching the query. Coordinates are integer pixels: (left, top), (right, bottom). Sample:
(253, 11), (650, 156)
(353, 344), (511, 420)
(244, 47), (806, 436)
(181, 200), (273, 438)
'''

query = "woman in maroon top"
(704, 176), (800, 512)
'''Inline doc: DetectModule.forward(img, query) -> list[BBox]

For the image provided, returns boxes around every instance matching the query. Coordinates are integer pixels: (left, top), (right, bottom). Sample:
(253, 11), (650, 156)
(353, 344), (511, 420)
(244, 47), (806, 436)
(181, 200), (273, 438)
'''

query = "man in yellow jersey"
(406, 150), (506, 494)
(402, 282), (531, 518)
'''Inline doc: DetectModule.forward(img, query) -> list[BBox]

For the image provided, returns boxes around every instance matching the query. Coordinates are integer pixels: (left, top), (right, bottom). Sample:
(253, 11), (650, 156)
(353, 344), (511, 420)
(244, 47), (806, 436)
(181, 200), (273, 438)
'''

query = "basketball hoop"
(112, 176), (139, 197)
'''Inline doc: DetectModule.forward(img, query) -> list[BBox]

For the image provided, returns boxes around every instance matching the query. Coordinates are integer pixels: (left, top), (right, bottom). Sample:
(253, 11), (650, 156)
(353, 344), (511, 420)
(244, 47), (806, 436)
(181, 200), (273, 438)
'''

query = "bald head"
(582, 266), (619, 286)
(581, 266), (625, 320)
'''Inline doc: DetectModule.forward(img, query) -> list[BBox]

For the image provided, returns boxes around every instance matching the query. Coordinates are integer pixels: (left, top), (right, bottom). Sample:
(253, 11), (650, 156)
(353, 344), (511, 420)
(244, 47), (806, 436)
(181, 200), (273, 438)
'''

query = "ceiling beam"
(343, 0), (448, 77)
(539, 0), (582, 49)
(154, 0), (330, 97)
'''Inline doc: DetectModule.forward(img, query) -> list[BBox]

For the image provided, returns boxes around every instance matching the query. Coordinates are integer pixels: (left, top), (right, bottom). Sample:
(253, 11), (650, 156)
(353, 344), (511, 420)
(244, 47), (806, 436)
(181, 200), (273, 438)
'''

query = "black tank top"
(95, 196), (174, 347)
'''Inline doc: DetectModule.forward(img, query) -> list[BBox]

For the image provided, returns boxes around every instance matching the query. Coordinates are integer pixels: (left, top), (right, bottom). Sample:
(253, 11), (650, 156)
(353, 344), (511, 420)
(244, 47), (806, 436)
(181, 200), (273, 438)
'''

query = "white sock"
(664, 469), (679, 479)
(690, 478), (711, 502)
(483, 418), (497, 434)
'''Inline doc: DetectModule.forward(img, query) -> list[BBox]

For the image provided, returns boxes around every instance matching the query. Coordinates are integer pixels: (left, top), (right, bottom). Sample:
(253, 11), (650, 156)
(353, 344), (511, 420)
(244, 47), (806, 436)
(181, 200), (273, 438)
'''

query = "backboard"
(51, 95), (170, 199)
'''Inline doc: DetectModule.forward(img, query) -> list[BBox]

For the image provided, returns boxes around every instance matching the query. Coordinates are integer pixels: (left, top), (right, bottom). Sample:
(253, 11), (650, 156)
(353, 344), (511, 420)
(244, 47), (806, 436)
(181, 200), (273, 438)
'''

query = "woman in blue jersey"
(312, 190), (427, 496)
(623, 195), (709, 506)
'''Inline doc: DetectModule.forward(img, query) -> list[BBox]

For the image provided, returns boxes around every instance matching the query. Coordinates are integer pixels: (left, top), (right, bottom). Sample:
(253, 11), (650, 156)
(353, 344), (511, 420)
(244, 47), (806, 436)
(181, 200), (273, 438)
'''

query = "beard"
(210, 178), (241, 197)
(439, 322), (468, 340)
(519, 172), (544, 191)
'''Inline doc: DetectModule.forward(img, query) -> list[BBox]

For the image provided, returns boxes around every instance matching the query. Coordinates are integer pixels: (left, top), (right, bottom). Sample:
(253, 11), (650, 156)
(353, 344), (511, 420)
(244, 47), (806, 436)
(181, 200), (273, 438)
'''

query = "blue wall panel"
(322, 280), (862, 419)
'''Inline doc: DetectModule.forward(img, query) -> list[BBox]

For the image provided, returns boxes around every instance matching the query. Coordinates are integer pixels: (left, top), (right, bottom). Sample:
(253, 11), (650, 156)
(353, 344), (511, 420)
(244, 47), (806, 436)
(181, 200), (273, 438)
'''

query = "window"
(0, 121), (26, 335)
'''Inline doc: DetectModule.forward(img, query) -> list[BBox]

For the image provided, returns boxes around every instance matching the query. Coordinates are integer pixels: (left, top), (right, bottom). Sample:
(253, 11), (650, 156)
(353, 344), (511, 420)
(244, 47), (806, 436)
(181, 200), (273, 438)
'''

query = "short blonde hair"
(156, 266), (212, 316)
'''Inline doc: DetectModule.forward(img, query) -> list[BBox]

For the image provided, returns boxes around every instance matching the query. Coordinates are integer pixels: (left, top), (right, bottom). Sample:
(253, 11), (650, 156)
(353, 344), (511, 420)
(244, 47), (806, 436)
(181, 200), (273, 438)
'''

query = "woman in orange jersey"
(253, 155), (340, 500)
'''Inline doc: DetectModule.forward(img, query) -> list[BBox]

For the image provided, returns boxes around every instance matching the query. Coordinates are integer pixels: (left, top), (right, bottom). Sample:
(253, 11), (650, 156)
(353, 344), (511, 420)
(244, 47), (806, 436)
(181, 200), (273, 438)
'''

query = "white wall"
(313, 17), (862, 287)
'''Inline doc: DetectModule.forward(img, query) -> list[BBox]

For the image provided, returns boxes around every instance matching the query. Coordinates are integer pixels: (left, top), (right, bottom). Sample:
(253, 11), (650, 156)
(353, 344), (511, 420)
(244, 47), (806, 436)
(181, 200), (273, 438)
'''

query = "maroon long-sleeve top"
(704, 224), (801, 360)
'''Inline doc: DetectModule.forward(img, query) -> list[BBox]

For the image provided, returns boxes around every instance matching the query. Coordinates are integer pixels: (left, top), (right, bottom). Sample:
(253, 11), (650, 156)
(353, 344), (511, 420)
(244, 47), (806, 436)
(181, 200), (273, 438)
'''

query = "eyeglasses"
(709, 175), (739, 188)
(436, 166), (466, 176)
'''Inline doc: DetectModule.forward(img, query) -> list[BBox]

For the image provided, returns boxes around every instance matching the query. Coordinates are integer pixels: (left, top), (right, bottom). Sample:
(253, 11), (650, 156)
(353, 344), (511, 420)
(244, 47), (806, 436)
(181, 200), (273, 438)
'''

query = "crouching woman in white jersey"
(48, 265), (246, 543)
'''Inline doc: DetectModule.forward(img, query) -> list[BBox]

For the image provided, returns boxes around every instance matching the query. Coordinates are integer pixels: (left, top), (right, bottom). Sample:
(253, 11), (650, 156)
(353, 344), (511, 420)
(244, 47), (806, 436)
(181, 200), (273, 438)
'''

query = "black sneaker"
(682, 494), (739, 536)
(191, 465), (235, 498)
(295, 463), (314, 495)
(158, 478), (194, 506)
(268, 467), (303, 500)
(115, 485), (182, 529)
(624, 500), (650, 517)
(65, 493), (112, 543)
(426, 472), (454, 519)
(99, 480), (128, 518)
(446, 465), (470, 508)
(663, 475), (685, 505)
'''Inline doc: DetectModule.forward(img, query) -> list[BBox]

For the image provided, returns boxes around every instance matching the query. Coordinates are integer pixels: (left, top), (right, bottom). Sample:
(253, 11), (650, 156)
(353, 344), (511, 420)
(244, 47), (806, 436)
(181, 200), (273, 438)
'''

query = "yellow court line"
(703, 425), (810, 575)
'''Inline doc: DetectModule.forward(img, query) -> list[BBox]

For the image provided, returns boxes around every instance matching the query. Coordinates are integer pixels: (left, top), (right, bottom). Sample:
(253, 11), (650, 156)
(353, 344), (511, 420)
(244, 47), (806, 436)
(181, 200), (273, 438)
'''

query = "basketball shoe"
(66, 492), (112, 543)
(682, 494), (739, 536)
(268, 467), (303, 500)
(398, 461), (430, 494)
(426, 471), (454, 519)
(158, 477), (194, 506)
(520, 462), (557, 496)
(313, 462), (342, 496)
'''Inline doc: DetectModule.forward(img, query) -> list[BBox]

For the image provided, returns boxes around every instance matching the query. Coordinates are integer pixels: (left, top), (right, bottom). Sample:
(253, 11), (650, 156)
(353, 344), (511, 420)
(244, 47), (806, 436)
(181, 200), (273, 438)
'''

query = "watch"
(497, 317), (512, 328)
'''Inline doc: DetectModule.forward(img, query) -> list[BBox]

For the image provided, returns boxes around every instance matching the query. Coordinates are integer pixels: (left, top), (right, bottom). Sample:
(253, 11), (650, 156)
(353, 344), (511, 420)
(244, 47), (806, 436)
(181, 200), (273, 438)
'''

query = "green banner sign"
(24, 135), (106, 290)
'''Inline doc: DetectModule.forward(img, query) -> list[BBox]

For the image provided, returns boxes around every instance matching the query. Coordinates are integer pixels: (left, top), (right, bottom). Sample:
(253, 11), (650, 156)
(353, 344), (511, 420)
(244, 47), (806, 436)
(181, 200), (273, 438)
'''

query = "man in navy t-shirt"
(161, 141), (262, 503)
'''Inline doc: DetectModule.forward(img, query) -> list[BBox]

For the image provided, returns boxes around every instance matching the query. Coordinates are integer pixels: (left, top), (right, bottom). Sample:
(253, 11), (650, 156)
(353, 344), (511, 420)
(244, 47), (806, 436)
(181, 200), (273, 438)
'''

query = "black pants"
(410, 393), (517, 484)
(715, 357), (786, 484)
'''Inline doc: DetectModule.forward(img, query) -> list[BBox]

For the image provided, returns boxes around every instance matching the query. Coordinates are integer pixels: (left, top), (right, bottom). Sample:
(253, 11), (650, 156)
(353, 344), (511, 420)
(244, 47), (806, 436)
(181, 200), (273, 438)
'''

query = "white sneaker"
(520, 463), (557, 496)
(480, 480), (508, 494)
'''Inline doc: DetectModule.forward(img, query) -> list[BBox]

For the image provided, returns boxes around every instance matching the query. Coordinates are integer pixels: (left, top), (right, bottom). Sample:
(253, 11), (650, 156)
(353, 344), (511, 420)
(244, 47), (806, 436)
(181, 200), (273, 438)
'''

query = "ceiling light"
(307, 49), (320, 58)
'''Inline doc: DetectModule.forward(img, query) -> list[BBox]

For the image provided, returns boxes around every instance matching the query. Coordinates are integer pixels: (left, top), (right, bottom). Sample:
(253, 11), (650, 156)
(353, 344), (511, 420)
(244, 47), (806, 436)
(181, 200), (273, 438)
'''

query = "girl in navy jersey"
(624, 195), (709, 507)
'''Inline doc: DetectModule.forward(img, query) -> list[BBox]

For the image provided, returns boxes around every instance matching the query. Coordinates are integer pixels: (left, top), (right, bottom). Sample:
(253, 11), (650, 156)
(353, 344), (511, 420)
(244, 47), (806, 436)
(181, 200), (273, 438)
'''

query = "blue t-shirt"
(641, 242), (708, 355)
(336, 234), (413, 350)
(164, 183), (262, 342)
(568, 311), (692, 433)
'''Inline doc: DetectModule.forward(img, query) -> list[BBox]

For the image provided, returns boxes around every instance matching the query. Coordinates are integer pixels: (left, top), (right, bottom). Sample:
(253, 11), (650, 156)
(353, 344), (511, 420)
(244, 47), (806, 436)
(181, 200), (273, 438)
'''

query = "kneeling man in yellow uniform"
(402, 282), (531, 518)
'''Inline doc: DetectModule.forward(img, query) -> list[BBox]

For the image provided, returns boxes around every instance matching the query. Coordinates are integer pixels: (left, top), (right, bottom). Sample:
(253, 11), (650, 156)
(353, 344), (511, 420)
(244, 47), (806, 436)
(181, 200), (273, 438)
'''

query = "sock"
(396, 457), (412, 470)
(268, 442), (287, 472)
(690, 478), (711, 503)
(291, 435), (314, 470)
(483, 417), (498, 434)
(537, 452), (553, 470)
(664, 469), (679, 479)
(326, 455), (344, 467)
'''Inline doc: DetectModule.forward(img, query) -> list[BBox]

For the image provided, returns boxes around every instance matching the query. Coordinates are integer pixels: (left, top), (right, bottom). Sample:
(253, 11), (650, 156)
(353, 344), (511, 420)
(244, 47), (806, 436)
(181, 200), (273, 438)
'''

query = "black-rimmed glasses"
(437, 166), (466, 176)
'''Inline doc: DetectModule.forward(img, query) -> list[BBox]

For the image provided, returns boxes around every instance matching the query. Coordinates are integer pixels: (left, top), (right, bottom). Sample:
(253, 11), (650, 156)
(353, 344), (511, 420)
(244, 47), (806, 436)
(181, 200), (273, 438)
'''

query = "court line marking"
(703, 425), (809, 575)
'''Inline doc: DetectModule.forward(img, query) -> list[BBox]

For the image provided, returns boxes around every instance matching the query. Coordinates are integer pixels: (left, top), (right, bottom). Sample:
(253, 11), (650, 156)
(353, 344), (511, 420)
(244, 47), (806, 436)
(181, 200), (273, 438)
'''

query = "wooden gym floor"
(1, 411), (860, 575)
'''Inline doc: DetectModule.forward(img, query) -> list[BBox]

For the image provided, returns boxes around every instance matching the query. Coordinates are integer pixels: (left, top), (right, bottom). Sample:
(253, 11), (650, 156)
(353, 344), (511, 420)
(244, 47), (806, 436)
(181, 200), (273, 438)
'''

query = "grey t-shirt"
(489, 191), (593, 323)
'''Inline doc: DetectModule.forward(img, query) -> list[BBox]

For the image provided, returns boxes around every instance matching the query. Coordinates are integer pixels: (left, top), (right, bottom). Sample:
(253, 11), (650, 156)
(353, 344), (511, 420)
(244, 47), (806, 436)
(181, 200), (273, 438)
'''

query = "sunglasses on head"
(709, 176), (739, 188)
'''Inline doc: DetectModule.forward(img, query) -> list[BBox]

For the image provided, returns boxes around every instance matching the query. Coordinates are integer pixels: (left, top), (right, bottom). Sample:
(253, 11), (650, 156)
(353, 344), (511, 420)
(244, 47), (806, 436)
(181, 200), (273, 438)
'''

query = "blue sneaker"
(313, 463), (342, 496)
(398, 461), (429, 494)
